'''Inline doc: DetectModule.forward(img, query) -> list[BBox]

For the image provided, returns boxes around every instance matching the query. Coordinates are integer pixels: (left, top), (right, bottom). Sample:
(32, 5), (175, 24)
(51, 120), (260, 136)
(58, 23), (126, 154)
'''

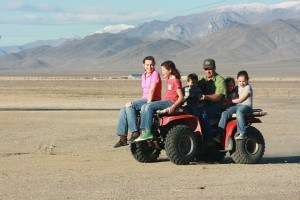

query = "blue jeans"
(198, 106), (223, 140)
(218, 104), (252, 136)
(140, 100), (173, 130)
(116, 99), (147, 136)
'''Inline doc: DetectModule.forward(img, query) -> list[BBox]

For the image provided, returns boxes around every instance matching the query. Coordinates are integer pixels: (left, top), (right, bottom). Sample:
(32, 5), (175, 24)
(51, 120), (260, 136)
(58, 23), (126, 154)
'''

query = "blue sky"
(0, 0), (288, 46)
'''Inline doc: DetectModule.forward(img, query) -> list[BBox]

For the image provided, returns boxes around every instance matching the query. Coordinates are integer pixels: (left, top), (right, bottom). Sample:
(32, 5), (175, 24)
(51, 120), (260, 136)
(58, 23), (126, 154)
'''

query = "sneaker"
(235, 134), (244, 140)
(113, 136), (128, 148)
(134, 130), (153, 142)
(129, 131), (140, 143)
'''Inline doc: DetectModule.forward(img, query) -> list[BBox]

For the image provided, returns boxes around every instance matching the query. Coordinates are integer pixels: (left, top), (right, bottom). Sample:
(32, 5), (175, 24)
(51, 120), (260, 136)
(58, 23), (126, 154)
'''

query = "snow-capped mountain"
(122, 1), (300, 40)
(212, 1), (300, 24)
(94, 24), (135, 34)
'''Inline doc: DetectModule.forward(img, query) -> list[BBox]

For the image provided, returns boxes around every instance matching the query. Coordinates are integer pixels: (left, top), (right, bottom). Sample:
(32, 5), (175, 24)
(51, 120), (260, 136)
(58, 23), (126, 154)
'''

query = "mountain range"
(0, 1), (299, 77)
(121, 1), (300, 40)
(0, 35), (81, 56)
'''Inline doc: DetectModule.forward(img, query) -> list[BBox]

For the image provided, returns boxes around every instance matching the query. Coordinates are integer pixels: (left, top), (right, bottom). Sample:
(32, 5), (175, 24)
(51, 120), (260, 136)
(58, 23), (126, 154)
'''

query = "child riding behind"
(222, 77), (237, 109)
(213, 70), (253, 143)
(226, 77), (237, 100)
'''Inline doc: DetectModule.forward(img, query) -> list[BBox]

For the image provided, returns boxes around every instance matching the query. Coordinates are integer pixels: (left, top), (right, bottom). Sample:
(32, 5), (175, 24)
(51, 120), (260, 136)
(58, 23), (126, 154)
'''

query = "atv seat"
(209, 109), (267, 126)
(156, 107), (186, 115)
(157, 108), (267, 126)
(231, 109), (267, 119)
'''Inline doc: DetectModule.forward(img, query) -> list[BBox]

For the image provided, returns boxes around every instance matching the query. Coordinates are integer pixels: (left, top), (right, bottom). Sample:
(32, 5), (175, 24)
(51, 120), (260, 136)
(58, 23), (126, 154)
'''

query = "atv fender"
(224, 118), (262, 146)
(160, 114), (202, 136)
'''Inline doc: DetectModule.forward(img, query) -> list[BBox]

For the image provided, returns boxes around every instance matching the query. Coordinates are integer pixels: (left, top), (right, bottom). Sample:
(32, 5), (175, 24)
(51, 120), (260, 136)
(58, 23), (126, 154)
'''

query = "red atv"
(130, 109), (267, 165)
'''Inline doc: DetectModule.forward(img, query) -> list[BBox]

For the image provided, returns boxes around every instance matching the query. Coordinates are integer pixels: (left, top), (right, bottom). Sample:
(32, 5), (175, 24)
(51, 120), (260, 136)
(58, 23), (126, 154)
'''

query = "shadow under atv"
(154, 156), (300, 164)
(261, 156), (300, 164)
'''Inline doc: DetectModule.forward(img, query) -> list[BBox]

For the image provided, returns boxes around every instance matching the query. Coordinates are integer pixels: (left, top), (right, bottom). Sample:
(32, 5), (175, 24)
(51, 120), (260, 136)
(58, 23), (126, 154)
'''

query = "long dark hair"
(237, 70), (249, 80)
(161, 60), (181, 79)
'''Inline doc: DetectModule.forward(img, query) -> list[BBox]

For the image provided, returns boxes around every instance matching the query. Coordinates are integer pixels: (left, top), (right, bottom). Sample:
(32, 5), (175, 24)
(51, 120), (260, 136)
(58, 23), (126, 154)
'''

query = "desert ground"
(0, 77), (299, 200)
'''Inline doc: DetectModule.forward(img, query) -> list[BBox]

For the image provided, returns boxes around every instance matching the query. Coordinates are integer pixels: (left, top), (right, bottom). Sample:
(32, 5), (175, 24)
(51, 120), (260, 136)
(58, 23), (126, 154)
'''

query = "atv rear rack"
(157, 108), (267, 119)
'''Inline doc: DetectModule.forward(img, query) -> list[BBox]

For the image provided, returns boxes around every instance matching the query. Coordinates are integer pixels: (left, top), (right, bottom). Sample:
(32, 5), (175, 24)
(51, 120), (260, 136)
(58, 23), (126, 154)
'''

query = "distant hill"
(0, 49), (6, 56)
(0, 19), (298, 76)
(0, 35), (81, 55)
(0, 33), (146, 70)
(172, 19), (300, 76)
(175, 19), (300, 64)
(0, 1), (299, 77)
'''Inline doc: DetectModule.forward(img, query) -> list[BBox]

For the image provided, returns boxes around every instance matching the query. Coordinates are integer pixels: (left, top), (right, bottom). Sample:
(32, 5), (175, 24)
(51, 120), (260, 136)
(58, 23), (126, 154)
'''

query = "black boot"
(114, 136), (128, 148)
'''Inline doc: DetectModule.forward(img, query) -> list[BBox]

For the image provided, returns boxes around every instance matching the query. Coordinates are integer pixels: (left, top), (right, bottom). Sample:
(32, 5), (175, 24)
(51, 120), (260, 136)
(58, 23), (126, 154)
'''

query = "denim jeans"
(198, 106), (223, 140)
(218, 104), (252, 136)
(116, 99), (147, 136)
(140, 100), (173, 130)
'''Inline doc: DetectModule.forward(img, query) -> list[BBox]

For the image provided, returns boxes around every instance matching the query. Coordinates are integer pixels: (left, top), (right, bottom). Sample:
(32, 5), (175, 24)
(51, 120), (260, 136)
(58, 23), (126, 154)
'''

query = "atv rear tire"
(165, 125), (198, 165)
(230, 126), (265, 164)
(130, 141), (160, 163)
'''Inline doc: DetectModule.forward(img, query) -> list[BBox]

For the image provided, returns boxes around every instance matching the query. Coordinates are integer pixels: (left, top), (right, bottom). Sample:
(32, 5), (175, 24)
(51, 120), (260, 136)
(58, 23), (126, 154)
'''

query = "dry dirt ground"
(0, 78), (299, 200)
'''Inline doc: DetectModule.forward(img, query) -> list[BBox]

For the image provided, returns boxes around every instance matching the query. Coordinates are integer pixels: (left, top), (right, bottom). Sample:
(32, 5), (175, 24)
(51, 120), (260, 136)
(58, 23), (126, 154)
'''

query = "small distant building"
(181, 75), (188, 81)
(128, 74), (142, 79)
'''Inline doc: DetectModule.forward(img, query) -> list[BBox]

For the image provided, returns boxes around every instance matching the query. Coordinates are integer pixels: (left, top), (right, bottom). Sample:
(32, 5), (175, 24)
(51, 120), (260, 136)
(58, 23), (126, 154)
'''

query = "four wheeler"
(130, 108), (267, 165)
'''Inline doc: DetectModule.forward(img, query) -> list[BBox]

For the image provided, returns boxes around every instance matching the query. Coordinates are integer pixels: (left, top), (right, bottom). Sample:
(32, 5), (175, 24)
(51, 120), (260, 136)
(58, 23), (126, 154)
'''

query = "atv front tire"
(130, 141), (160, 163)
(165, 125), (198, 165)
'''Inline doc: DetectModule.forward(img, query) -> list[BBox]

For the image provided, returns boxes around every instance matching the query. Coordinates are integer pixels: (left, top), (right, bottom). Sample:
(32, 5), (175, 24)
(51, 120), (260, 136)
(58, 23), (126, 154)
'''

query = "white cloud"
(0, 0), (61, 12)
(94, 24), (135, 34)
(5, 14), (39, 24)
(0, 1), (163, 25)
(50, 9), (158, 25)
(22, 14), (38, 21)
